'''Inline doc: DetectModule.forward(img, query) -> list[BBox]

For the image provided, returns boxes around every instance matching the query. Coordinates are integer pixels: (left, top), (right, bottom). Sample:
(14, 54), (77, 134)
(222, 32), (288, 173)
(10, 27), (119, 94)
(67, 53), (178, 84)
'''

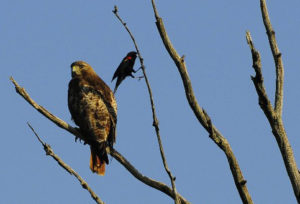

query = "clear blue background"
(2, 0), (300, 203)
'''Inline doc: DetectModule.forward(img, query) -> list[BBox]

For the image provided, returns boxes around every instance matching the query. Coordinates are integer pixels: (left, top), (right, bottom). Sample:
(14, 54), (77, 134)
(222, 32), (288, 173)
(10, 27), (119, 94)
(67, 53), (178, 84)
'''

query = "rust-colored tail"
(90, 147), (106, 176)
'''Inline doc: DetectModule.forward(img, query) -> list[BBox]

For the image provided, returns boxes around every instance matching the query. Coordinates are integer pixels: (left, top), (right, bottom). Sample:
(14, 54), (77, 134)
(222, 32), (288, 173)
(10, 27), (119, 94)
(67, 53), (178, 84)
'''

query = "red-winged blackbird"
(112, 51), (137, 93)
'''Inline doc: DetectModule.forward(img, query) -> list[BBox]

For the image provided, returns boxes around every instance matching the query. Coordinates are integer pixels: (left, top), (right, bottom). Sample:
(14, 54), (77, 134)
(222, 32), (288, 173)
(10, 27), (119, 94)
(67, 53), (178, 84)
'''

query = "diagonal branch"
(27, 123), (104, 204)
(113, 6), (180, 204)
(260, 0), (284, 116)
(150, 1), (253, 204)
(111, 149), (189, 204)
(10, 77), (190, 204)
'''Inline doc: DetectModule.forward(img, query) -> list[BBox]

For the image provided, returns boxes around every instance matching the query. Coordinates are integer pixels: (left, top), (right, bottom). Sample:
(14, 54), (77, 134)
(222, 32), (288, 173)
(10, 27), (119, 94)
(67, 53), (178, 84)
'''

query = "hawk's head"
(71, 61), (94, 78)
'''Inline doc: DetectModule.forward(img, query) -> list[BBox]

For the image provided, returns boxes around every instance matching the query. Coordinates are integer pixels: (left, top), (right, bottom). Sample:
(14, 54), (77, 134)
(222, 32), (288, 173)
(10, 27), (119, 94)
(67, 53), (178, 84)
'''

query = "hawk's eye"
(79, 64), (84, 69)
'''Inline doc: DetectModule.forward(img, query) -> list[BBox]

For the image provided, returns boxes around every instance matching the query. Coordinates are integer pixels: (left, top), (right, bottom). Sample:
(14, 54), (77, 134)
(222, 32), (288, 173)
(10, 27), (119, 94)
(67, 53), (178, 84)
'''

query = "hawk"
(68, 61), (117, 175)
(112, 51), (137, 93)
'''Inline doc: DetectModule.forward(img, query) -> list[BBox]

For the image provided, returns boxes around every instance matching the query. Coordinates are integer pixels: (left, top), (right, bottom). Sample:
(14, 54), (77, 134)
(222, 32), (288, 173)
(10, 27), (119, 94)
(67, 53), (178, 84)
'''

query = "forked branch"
(246, 1), (300, 202)
(150, 1), (253, 203)
(246, 31), (275, 122)
(113, 6), (180, 204)
(10, 77), (189, 204)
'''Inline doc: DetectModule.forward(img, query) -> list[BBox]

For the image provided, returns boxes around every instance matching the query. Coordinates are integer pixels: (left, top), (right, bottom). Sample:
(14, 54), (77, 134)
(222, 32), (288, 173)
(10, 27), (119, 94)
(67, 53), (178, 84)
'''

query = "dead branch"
(10, 77), (190, 204)
(260, 0), (284, 117)
(113, 6), (180, 204)
(111, 149), (189, 204)
(246, 31), (275, 122)
(27, 123), (104, 204)
(246, 1), (300, 202)
(150, 1), (253, 203)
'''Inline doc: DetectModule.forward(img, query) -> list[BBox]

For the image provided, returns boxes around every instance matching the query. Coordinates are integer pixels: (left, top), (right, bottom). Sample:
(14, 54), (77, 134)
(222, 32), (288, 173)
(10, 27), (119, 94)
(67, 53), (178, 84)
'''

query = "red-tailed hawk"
(68, 61), (117, 175)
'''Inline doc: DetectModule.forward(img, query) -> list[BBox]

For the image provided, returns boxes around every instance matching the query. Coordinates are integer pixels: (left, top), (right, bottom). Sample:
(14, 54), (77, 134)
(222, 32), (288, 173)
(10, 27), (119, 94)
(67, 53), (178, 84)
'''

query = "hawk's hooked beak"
(71, 65), (81, 77)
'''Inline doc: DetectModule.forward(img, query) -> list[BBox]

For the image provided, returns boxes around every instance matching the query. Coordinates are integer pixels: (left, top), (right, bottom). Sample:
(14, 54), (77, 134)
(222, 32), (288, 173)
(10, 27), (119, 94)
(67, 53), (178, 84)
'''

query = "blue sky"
(2, 0), (300, 203)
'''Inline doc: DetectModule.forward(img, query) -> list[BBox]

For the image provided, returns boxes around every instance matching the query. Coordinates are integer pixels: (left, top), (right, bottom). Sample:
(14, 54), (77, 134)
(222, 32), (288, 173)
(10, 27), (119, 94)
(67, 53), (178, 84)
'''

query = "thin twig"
(10, 77), (189, 204)
(150, 1), (253, 203)
(27, 122), (104, 204)
(113, 6), (180, 204)
(28, 122), (46, 145)
(260, 0), (284, 117)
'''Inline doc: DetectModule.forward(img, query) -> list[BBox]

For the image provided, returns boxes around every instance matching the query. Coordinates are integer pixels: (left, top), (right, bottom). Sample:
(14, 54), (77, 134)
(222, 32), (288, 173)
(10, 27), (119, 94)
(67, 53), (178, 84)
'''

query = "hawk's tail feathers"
(90, 146), (107, 176)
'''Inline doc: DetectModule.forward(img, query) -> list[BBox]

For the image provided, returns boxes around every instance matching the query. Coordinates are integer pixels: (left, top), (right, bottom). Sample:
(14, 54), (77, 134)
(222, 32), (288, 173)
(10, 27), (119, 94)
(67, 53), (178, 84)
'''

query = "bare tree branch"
(27, 122), (104, 204)
(260, 0), (284, 116)
(111, 149), (189, 204)
(113, 6), (180, 204)
(10, 77), (190, 204)
(150, 1), (253, 204)
(246, 31), (275, 122)
(246, 1), (300, 202)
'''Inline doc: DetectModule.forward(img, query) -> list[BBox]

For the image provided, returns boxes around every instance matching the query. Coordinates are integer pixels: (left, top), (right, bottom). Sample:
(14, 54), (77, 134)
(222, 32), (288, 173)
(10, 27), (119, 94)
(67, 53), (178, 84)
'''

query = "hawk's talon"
(74, 127), (84, 143)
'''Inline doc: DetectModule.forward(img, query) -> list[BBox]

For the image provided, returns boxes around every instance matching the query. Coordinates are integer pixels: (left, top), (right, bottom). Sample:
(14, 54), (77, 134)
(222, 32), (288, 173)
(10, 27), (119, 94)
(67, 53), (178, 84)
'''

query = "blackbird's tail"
(113, 85), (118, 94)
(113, 77), (125, 94)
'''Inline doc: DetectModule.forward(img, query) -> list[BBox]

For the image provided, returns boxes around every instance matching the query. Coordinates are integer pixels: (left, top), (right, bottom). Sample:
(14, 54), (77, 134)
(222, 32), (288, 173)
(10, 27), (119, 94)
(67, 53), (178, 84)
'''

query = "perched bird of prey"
(68, 61), (117, 176)
(112, 51), (137, 93)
